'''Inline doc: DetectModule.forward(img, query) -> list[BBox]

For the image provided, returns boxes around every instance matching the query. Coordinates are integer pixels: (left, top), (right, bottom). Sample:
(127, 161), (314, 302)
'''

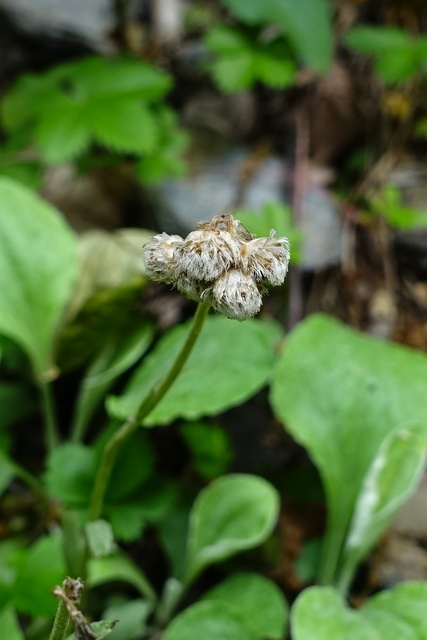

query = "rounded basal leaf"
(185, 474), (279, 584)
(108, 316), (283, 426)
(13, 533), (66, 617)
(162, 601), (255, 640)
(203, 573), (288, 640)
(0, 178), (77, 379)
(270, 313), (427, 584)
(362, 582), (427, 637)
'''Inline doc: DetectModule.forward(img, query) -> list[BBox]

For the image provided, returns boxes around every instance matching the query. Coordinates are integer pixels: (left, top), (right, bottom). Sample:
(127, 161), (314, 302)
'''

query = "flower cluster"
(142, 213), (290, 321)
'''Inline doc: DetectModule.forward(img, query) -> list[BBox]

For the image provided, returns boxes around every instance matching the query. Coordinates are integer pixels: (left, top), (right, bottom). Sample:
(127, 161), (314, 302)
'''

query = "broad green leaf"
(341, 422), (427, 591)
(292, 583), (427, 640)
(270, 314), (427, 585)
(108, 316), (283, 427)
(185, 474), (279, 584)
(180, 421), (233, 478)
(220, 0), (267, 24)
(13, 533), (66, 617)
(204, 573), (288, 640)
(45, 443), (96, 506)
(291, 587), (378, 640)
(0, 606), (24, 640)
(209, 52), (255, 92)
(102, 599), (151, 640)
(0, 178), (77, 379)
(0, 161), (42, 189)
(88, 551), (156, 606)
(86, 520), (116, 558)
(163, 600), (255, 640)
(35, 103), (90, 164)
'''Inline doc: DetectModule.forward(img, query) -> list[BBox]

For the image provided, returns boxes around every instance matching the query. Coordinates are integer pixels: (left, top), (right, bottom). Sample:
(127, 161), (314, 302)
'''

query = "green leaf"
(88, 552), (156, 606)
(90, 620), (118, 640)
(345, 27), (421, 84)
(86, 520), (116, 558)
(0, 178), (78, 379)
(180, 421), (233, 478)
(292, 583), (427, 640)
(185, 474), (279, 584)
(35, 102), (90, 164)
(270, 313), (427, 586)
(204, 573), (288, 640)
(219, 0), (267, 24)
(108, 316), (283, 427)
(45, 443), (97, 506)
(209, 52), (255, 92)
(163, 600), (255, 640)
(0, 606), (24, 640)
(341, 422), (427, 591)
(13, 533), (66, 617)
(0, 450), (15, 495)
(102, 599), (151, 640)
(86, 99), (158, 154)
(254, 52), (295, 87)
(0, 161), (42, 189)
(291, 587), (378, 640)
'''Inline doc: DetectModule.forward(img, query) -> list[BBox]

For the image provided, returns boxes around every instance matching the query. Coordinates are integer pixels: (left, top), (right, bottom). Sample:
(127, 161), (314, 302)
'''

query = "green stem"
(49, 598), (69, 640)
(89, 302), (210, 521)
(40, 382), (59, 453)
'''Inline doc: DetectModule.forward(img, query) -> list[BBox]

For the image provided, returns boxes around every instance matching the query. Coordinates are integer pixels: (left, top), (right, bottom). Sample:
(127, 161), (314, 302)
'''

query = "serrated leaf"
(270, 314), (427, 586)
(86, 99), (158, 154)
(108, 316), (283, 427)
(13, 533), (66, 617)
(35, 102), (91, 164)
(204, 573), (288, 640)
(163, 600), (255, 640)
(185, 474), (279, 584)
(0, 178), (78, 379)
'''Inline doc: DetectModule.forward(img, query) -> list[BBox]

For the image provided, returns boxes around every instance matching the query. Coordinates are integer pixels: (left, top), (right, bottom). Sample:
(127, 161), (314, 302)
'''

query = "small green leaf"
(0, 178), (78, 379)
(163, 600), (255, 640)
(219, 0), (267, 24)
(13, 533), (66, 617)
(0, 606), (24, 640)
(35, 103), (90, 164)
(180, 421), (233, 479)
(45, 443), (96, 506)
(102, 599), (151, 640)
(204, 573), (288, 640)
(89, 620), (118, 640)
(185, 474), (279, 584)
(88, 551), (156, 606)
(108, 316), (283, 427)
(86, 520), (116, 558)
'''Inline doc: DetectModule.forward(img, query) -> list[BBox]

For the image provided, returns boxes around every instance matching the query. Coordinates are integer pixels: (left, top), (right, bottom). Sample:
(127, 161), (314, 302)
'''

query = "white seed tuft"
(211, 269), (262, 321)
(142, 232), (183, 283)
(244, 236), (290, 285)
(174, 229), (239, 282)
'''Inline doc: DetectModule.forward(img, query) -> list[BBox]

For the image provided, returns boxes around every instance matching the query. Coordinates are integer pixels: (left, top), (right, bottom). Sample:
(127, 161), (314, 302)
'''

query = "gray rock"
(0, 0), (117, 52)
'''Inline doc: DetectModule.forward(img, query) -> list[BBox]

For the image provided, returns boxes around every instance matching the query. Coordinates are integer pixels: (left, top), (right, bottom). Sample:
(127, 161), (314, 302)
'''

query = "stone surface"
(0, 0), (117, 52)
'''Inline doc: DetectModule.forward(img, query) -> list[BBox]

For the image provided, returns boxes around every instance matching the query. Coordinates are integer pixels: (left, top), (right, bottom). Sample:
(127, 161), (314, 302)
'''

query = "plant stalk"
(89, 302), (210, 521)
(48, 598), (69, 640)
(40, 381), (59, 453)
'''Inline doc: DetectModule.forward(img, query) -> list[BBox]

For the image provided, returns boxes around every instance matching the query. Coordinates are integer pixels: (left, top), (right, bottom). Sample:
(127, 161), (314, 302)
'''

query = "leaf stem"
(40, 381), (59, 453)
(49, 597), (69, 640)
(89, 302), (210, 521)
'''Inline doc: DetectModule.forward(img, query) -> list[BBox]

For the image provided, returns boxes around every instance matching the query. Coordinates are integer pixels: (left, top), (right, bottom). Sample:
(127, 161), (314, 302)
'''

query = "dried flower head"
(142, 213), (290, 321)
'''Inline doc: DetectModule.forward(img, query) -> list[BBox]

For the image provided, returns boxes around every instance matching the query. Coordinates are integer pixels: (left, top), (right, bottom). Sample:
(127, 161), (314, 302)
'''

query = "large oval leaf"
(108, 316), (283, 426)
(270, 313), (427, 585)
(162, 601), (255, 640)
(0, 177), (77, 379)
(203, 572), (288, 640)
(185, 474), (279, 584)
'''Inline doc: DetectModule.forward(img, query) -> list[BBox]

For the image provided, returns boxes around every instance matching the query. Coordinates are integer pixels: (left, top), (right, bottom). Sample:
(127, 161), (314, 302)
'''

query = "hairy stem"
(89, 302), (210, 521)
(49, 598), (69, 640)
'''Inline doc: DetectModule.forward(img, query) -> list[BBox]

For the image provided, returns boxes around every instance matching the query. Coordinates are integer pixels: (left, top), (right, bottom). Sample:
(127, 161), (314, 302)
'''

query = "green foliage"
(86, 520), (116, 558)
(108, 315), (284, 426)
(180, 421), (233, 478)
(203, 572), (288, 640)
(0, 606), (24, 640)
(345, 26), (427, 85)
(163, 600), (255, 640)
(369, 185), (427, 230)
(1, 56), (187, 184)
(292, 582), (427, 639)
(270, 314), (427, 589)
(219, 0), (333, 74)
(0, 177), (78, 379)
(185, 474), (279, 584)
(204, 25), (295, 92)
(235, 201), (303, 264)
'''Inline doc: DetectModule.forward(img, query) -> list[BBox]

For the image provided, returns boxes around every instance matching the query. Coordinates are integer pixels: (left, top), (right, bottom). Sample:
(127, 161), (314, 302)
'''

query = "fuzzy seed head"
(211, 269), (262, 321)
(142, 232), (183, 283)
(174, 229), (239, 282)
(244, 235), (290, 285)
